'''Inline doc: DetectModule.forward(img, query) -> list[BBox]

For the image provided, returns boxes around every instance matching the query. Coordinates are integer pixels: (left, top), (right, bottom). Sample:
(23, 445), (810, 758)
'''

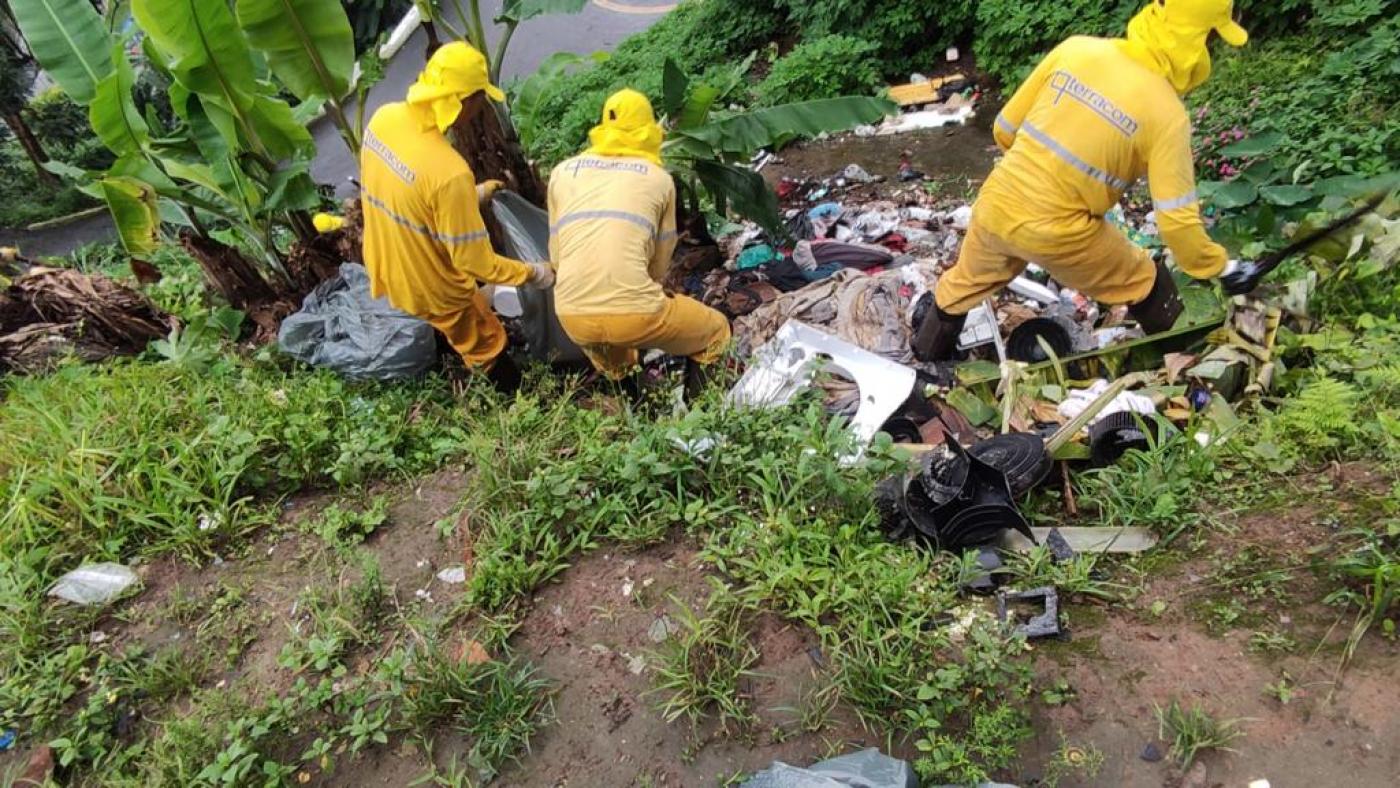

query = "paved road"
(3, 1), (670, 256)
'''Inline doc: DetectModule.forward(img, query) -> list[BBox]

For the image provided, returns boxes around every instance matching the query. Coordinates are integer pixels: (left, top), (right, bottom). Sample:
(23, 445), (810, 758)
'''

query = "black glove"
(1220, 259), (1263, 296)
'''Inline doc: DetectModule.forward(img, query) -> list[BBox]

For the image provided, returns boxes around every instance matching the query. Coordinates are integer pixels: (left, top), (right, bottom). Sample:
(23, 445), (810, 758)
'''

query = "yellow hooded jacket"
(360, 45), (529, 319)
(982, 1), (1243, 280)
(548, 90), (678, 316)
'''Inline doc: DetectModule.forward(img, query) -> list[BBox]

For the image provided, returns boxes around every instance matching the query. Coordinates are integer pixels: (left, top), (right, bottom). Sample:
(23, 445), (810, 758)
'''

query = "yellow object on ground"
(940, 0), (1247, 315)
(887, 73), (966, 107)
(557, 295), (731, 379)
(312, 213), (345, 233)
(360, 43), (529, 368)
(424, 291), (508, 369)
(549, 89), (729, 377)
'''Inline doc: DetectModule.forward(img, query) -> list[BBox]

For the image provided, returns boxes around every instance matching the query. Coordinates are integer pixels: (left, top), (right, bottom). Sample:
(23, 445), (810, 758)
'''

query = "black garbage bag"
(490, 191), (586, 363)
(277, 263), (436, 380)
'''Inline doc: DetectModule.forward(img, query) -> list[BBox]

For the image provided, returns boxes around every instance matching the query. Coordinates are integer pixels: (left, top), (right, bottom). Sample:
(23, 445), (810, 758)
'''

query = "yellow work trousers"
(425, 291), (507, 369)
(935, 212), (1157, 315)
(557, 294), (731, 379)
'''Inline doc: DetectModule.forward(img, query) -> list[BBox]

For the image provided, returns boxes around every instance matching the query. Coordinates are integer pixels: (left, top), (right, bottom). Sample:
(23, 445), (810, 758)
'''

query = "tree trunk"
(451, 104), (547, 208)
(3, 111), (59, 188)
(181, 231), (298, 342)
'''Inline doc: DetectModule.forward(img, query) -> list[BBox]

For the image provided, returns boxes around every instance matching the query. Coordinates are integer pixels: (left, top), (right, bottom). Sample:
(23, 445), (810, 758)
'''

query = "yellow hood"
(585, 89), (664, 165)
(1116, 0), (1249, 95)
(405, 42), (505, 133)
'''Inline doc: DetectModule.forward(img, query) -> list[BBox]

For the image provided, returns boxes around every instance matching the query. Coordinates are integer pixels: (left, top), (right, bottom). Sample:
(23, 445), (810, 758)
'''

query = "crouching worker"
(549, 89), (730, 395)
(916, 0), (1254, 361)
(361, 42), (554, 392)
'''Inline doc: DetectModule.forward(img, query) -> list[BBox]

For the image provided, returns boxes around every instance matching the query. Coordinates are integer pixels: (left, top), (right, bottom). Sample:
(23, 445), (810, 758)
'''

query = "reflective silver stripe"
(550, 209), (656, 235)
(995, 114), (1018, 135)
(1153, 191), (1199, 212)
(363, 193), (487, 245)
(1021, 121), (1131, 191)
(657, 230), (679, 242)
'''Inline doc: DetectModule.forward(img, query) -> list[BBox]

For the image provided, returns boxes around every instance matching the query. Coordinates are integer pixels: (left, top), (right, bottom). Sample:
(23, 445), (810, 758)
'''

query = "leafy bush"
(1193, 17), (1399, 181)
(26, 87), (91, 151)
(754, 35), (881, 106)
(524, 0), (785, 164)
(972, 0), (1138, 86)
(776, 0), (975, 74)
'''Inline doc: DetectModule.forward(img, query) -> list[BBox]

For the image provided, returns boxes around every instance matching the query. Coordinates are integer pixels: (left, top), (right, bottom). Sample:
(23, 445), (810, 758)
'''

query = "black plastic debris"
(1140, 742), (1165, 763)
(1006, 317), (1074, 363)
(1046, 527), (1075, 563)
(1088, 411), (1165, 466)
(877, 436), (1048, 551)
(997, 586), (1060, 639)
(967, 432), (1053, 496)
(962, 547), (1003, 595)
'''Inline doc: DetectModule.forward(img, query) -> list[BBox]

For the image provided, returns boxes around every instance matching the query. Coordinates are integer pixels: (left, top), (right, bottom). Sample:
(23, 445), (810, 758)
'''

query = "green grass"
(648, 589), (761, 733)
(1154, 699), (1247, 768)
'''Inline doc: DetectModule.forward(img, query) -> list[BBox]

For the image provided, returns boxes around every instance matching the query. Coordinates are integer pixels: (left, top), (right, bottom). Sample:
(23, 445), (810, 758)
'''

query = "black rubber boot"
(912, 303), (967, 362)
(1129, 258), (1185, 334)
(683, 358), (711, 402)
(485, 353), (523, 394)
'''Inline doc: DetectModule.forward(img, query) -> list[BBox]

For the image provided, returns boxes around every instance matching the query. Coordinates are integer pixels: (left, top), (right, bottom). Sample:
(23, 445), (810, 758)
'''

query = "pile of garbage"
(859, 71), (981, 136)
(709, 154), (1293, 597)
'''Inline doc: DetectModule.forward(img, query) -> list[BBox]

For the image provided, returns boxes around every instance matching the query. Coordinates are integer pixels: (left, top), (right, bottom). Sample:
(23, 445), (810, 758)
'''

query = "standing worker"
(548, 89), (731, 394)
(915, 0), (1259, 361)
(360, 42), (554, 391)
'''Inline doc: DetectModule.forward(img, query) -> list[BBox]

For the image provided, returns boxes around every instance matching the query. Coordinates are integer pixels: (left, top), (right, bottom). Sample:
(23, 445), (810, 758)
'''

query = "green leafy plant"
(753, 35), (881, 106)
(1154, 699), (1246, 767)
(648, 590), (761, 733)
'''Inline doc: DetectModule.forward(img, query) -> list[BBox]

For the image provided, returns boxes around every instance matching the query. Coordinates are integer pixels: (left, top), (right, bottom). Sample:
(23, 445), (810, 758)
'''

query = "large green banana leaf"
(691, 159), (782, 239)
(11, 0), (113, 105)
(89, 45), (149, 156)
(670, 96), (896, 158)
(132, 0), (258, 113)
(498, 0), (588, 23)
(100, 177), (162, 256)
(235, 0), (354, 102)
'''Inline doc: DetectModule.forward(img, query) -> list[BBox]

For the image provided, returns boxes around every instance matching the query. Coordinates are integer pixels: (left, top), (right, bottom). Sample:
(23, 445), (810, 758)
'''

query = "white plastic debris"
(728, 321), (917, 463)
(946, 46), (960, 62)
(877, 106), (974, 134)
(1057, 379), (1156, 425)
(48, 563), (138, 605)
(948, 204), (973, 230)
(1007, 276), (1057, 305)
(841, 163), (878, 183)
(436, 566), (467, 584)
(647, 616), (676, 643)
(957, 304), (998, 350)
(492, 286), (523, 318)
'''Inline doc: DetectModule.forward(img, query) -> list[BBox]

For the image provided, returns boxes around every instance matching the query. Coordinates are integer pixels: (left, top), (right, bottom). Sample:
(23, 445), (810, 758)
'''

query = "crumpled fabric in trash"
(733, 263), (938, 365)
(1057, 379), (1156, 425)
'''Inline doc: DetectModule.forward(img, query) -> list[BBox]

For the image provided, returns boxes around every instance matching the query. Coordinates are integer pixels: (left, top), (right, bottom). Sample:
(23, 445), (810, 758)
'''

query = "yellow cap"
(585, 89), (665, 166)
(406, 42), (506, 132)
(1166, 0), (1248, 47)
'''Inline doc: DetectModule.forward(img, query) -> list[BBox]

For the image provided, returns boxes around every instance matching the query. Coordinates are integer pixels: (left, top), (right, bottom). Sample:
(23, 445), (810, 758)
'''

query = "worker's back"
(981, 36), (1188, 245)
(360, 102), (479, 316)
(548, 155), (677, 316)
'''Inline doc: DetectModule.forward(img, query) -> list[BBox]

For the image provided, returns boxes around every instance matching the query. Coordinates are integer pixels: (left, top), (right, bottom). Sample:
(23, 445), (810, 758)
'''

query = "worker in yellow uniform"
(549, 89), (731, 394)
(360, 42), (554, 391)
(916, 0), (1257, 361)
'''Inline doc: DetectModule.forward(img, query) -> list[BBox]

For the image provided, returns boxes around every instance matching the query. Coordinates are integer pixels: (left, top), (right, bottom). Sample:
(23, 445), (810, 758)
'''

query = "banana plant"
(658, 56), (896, 237)
(14, 0), (356, 306)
